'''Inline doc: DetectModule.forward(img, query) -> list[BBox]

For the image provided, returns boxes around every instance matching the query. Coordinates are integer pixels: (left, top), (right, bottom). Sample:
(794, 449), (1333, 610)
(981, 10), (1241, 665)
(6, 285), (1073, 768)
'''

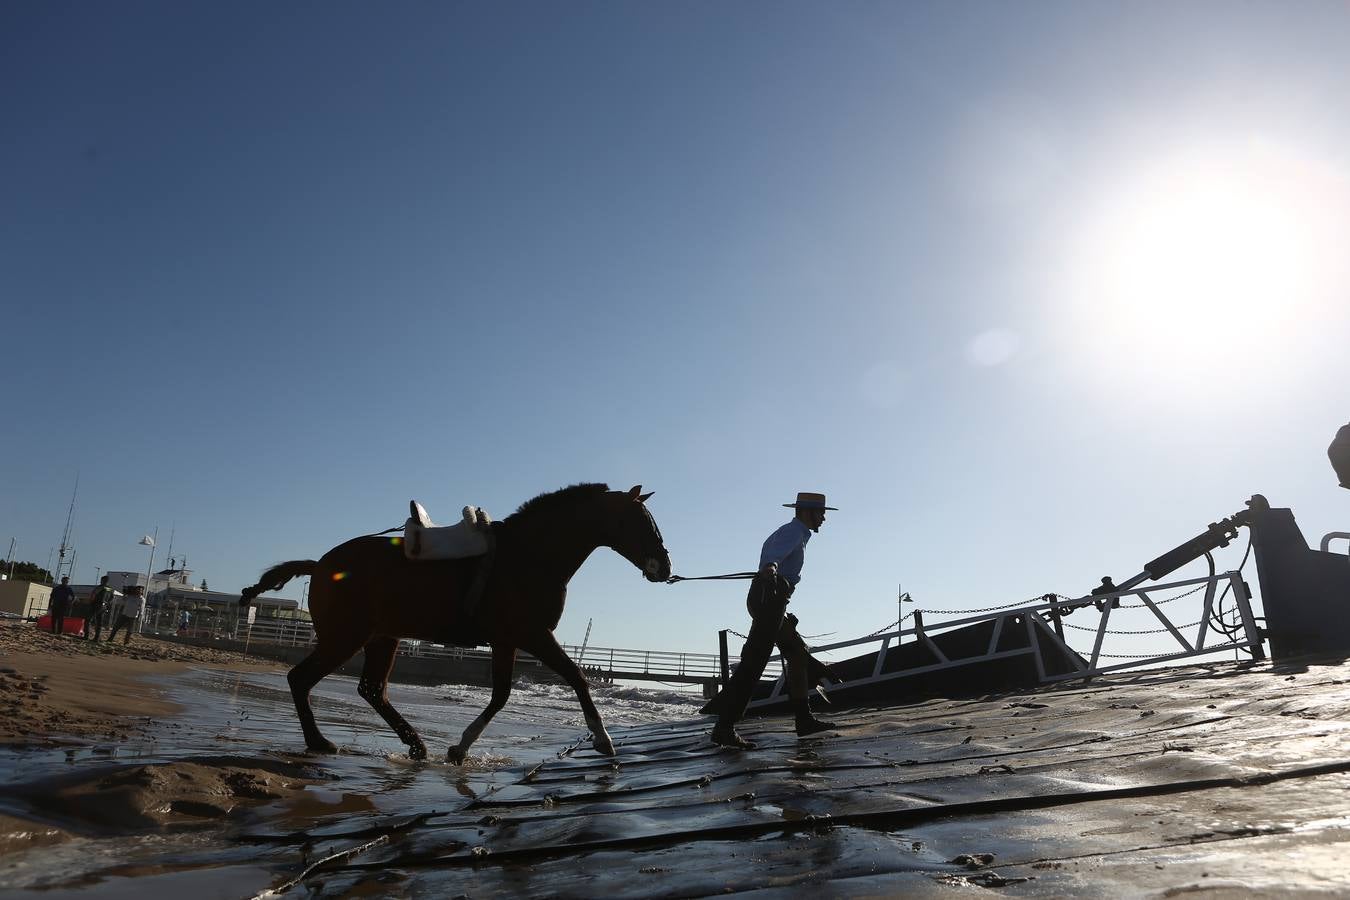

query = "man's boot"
(794, 698), (836, 737)
(711, 721), (756, 750)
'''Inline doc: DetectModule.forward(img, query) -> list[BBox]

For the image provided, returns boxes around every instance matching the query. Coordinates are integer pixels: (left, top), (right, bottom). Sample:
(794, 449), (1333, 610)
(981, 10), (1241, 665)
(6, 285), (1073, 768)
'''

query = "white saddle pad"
(404, 501), (493, 560)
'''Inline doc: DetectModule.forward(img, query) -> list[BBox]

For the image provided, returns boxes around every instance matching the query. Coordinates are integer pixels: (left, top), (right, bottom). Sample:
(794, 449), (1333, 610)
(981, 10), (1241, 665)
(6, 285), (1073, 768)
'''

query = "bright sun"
(1061, 141), (1346, 395)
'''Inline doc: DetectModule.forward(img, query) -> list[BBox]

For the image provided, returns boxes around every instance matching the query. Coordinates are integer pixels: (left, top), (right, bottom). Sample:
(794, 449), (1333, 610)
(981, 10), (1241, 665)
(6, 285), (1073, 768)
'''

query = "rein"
(666, 571), (758, 584)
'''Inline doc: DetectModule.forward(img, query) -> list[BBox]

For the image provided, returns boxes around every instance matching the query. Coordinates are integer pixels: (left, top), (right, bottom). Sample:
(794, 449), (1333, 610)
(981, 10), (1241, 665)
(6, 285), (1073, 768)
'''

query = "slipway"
(240, 654), (1350, 897)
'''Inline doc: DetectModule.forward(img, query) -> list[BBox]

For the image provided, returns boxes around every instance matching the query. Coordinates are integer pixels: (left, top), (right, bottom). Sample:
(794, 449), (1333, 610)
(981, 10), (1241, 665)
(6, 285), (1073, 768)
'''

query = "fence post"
(718, 629), (730, 686)
(910, 610), (924, 665)
(1047, 593), (1065, 642)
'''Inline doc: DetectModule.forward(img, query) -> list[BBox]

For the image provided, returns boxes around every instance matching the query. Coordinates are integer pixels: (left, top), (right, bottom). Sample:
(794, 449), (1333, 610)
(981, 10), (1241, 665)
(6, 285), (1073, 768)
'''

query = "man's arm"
(759, 523), (805, 573)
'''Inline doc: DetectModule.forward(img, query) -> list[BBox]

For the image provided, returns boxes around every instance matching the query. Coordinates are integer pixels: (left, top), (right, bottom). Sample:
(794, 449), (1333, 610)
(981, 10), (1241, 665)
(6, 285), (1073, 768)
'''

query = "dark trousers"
(50, 609), (67, 634)
(85, 606), (104, 641)
(108, 614), (137, 644)
(713, 574), (811, 729)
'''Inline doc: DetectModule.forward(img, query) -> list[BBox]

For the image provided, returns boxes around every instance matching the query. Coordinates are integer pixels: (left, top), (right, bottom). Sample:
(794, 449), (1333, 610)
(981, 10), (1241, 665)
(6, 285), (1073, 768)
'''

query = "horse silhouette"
(240, 483), (670, 762)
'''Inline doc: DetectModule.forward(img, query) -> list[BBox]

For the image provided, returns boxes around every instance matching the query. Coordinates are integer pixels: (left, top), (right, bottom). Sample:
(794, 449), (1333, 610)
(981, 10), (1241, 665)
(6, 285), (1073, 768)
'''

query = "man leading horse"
(706, 491), (838, 750)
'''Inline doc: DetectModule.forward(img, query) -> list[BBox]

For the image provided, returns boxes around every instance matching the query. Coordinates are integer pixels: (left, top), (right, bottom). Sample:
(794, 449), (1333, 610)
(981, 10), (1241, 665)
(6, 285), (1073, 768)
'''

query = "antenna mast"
(578, 617), (593, 666)
(54, 473), (79, 582)
(164, 524), (176, 582)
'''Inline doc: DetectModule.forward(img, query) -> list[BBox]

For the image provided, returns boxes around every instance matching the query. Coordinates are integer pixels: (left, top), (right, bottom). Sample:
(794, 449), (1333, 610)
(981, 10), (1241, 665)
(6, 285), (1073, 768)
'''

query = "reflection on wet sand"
(0, 667), (687, 896)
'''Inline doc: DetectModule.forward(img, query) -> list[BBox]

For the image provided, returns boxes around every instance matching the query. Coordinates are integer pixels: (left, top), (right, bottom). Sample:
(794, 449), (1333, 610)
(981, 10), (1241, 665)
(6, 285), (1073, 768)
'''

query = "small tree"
(4, 561), (53, 584)
(200, 578), (208, 591)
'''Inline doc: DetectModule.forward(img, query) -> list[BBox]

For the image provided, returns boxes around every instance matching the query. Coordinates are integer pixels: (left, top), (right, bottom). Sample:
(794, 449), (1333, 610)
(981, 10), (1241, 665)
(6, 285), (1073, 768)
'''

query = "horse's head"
(604, 485), (672, 583)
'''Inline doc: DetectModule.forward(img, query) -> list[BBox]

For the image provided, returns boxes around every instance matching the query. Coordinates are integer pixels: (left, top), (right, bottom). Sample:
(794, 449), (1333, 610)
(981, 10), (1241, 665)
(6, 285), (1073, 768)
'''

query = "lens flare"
(331, 571), (348, 582)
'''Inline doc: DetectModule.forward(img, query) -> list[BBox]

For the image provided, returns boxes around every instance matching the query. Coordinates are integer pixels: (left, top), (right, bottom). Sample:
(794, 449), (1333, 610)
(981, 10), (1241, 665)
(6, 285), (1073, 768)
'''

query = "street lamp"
(139, 530), (158, 586)
(139, 529), (158, 635)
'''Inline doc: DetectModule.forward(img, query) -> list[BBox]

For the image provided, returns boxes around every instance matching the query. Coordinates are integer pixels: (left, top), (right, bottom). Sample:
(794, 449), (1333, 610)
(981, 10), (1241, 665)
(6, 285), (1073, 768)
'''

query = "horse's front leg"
(358, 636), (427, 760)
(448, 643), (515, 765)
(525, 632), (615, 757)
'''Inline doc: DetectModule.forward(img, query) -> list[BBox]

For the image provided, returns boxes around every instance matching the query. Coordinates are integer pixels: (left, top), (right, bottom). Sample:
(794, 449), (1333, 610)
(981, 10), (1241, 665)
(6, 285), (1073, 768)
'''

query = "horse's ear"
(627, 485), (643, 500)
(638, 491), (654, 503)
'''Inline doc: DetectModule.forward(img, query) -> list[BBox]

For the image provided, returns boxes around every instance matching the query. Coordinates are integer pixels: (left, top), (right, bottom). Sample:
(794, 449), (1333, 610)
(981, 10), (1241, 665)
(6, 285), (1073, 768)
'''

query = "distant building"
(0, 580), (52, 619)
(71, 569), (302, 630)
(104, 567), (191, 595)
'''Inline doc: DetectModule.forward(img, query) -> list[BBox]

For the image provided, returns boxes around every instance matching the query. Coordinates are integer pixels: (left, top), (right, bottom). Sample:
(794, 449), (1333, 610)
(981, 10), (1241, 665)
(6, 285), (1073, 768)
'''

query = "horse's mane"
(507, 483), (610, 522)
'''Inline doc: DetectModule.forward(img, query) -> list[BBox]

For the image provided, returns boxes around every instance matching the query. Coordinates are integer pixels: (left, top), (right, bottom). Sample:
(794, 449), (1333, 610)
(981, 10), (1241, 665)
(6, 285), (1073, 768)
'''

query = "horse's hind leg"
(358, 636), (428, 760)
(525, 632), (615, 757)
(447, 643), (516, 765)
(288, 632), (368, 754)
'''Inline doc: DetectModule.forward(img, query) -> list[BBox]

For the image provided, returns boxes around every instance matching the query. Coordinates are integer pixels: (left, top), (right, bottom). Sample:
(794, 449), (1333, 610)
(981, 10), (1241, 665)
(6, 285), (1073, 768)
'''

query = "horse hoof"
(446, 746), (467, 765)
(593, 733), (617, 757)
(409, 744), (428, 761)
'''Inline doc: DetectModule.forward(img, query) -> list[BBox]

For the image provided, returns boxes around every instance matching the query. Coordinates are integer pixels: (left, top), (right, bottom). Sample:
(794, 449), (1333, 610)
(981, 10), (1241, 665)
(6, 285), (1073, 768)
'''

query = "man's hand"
(760, 562), (778, 576)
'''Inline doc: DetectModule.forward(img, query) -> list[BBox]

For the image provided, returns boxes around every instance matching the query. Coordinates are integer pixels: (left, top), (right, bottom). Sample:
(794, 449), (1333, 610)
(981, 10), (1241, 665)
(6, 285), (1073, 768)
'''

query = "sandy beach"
(0, 621), (285, 746)
(0, 622), (686, 897)
(0, 622), (323, 870)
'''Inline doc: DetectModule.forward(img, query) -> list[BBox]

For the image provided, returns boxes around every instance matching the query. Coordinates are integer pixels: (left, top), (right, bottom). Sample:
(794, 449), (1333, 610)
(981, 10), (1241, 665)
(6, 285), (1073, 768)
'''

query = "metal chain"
(916, 593), (1072, 616)
(726, 580), (1217, 649)
(725, 610), (915, 644)
(858, 613), (912, 639)
(1116, 583), (1206, 608)
(919, 581), (1206, 620)
(1080, 648), (1176, 659)
(1056, 640), (1192, 660)
(1061, 618), (1204, 635)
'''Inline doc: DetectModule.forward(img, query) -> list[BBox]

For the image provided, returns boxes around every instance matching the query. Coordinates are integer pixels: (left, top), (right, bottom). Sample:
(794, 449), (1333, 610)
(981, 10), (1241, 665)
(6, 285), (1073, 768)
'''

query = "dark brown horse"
(239, 483), (670, 763)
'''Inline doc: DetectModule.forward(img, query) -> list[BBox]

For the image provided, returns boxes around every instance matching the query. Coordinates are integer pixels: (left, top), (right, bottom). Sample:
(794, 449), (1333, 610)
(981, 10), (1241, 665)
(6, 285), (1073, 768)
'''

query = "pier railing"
(186, 616), (721, 683)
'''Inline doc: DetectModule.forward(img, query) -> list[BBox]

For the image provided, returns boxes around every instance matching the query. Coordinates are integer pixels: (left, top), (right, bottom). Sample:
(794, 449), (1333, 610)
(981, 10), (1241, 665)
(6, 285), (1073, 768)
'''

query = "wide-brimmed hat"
(784, 491), (837, 510)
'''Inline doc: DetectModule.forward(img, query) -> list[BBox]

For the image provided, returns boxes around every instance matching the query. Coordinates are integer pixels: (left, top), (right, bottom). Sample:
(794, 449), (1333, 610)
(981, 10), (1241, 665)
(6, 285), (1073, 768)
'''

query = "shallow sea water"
(0, 667), (705, 897)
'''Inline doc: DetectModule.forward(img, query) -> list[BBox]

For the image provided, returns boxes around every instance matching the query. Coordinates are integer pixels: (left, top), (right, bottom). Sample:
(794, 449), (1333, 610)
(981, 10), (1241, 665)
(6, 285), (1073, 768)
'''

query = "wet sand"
(0, 622), (304, 877)
(0, 624), (660, 897)
(0, 621), (285, 746)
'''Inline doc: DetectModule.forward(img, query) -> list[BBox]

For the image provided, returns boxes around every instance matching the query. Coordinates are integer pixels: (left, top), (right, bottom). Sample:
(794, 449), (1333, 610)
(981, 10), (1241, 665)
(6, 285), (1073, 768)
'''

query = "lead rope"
(665, 571), (758, 584)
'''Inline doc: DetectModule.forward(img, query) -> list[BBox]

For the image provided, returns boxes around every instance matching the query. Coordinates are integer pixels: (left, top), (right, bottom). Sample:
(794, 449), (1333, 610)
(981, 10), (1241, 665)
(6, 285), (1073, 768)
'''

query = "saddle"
(404, 501), (497, 649)
(404, 501), (494, 561)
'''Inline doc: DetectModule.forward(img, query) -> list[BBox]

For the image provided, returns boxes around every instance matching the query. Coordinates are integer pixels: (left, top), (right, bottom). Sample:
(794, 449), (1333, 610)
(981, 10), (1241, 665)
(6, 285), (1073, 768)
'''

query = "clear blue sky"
(4, 2), (1348, 658)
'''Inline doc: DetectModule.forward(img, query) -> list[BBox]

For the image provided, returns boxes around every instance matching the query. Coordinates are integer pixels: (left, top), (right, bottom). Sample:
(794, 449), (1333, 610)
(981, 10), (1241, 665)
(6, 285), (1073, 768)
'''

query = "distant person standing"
(109, 585), (146, 645)
(49, 576), (75, 635)
(85, 575), (114, 641)
(1330, 422), (1350, 489)
(705, 492), (838, 750)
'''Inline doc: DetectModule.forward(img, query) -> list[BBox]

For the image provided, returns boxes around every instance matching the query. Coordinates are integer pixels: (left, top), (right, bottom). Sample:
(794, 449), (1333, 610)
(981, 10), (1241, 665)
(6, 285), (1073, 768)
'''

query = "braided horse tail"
(241, 561), (316, 607)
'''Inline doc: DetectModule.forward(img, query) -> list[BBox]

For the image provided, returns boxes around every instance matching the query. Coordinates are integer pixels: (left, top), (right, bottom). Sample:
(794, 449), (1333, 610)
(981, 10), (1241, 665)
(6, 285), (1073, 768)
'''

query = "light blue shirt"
(759, 518), (813, 586)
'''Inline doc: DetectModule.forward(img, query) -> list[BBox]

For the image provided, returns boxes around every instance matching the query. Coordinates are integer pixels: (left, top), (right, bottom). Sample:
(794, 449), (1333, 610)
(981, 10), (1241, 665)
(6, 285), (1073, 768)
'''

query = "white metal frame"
(748, 570), (1264, 709)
